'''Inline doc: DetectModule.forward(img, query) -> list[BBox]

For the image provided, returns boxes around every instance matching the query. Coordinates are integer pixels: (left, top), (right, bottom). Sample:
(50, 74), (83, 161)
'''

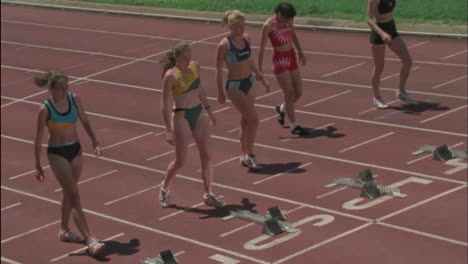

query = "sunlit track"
(2, 19), (467, 68)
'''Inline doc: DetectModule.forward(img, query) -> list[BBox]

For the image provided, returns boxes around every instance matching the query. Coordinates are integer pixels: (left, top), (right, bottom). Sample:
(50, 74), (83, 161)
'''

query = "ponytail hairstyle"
(221, 10), (245, 27)
(160, 41), (190, 78)
(33, 70), (67, 89)
(274, 2), (297, 18)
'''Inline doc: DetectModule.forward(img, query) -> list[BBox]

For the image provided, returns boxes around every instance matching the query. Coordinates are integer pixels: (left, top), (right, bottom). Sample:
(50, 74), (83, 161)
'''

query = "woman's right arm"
(216, 39), (228, 104)
(161, 71), (175, 144)
(258, 20), (271, 74)
(366, 0), (391, 43)
(34, 105), (48, 181)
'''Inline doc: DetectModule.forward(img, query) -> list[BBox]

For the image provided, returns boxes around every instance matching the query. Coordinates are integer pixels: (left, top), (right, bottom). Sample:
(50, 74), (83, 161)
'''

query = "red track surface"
(1, 5), (467, 264)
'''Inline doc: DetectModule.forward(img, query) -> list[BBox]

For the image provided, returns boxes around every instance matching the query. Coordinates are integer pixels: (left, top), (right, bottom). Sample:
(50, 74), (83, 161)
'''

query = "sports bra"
(224, 36), (251, 63)
(44, 92), (78, 131)
(171, 64), (200, 95)
(377, 0), (396, 14)
(268, 16), (293, 47)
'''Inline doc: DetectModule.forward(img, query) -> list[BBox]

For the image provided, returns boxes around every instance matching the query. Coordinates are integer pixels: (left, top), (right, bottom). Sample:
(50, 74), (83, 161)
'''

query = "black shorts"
(47, 141), (81, 162)
(369, 19), (399, 44)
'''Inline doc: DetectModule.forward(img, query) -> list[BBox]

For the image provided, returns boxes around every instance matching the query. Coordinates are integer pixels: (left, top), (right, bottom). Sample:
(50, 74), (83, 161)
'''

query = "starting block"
(140, 250), (178, 264)
(224, 206), (299, 236)
(412, 144), (468, 161)
(325, 169), (406, 198)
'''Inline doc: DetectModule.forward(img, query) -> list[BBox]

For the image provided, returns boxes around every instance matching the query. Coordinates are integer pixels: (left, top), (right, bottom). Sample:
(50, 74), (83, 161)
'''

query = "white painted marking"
(339, 132), (395, 153)
(159, 197), (223, 221)
(1, 220), (61, 244)
(322, 62), (366, 77)
(444, 159), (468, 175)
(357, 99), (400, 115)
(253, 162), (312, 185)
(1, 256), (23, 264)
(431, 75), (467, 89)
(54, 170), (118, 192)
(1, 202), (21, 211)
(105, 184), (161, 206)
(419, 105), (467, 123)
(9, 166), (50, 180)
(304, 90), (352, 107)
(101, 131), (154, 150)
(381, 66), (420, 81)
(441, 49), (467, 60)
(209, 254), (240, 264)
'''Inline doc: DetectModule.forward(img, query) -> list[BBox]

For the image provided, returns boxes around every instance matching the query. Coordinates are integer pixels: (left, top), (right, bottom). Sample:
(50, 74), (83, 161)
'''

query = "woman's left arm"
(292, 30), (306, 65)
(73, 93), (101, 156)
(246, 34), (270, 93)
(195, 62), (216, 126)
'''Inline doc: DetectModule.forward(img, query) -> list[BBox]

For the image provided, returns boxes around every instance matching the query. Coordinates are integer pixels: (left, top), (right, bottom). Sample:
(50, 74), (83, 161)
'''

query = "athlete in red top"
(259, 2), (307, 136)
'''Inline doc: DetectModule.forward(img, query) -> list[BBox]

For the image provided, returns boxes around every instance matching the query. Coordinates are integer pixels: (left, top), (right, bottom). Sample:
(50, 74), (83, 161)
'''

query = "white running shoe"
(242, 155), (262, 170)
(87, 237), (105, 257)
(396, 91), (415, 104)
(203, 193), (225, 208)
(59, 228), (84, 243)
(159, 186), (171, 208)
(373, 97), (389, 109)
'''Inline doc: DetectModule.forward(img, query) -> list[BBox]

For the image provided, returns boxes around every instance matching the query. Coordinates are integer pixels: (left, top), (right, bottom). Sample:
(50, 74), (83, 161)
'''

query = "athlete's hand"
(35, 165), (45, 182)
(207, 111), (216, 127)
(381, 32), (392, 43)
(217, 93), (226, 104)
(298, 51), (306, 66)
(166, 130), (175, 145)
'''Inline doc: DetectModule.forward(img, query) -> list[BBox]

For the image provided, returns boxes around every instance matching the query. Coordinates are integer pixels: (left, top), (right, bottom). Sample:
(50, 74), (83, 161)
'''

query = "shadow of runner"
(389, 101), (450, 115)
(69, 238), (140, 262)
(279, 126), (345, 139)
(166, 198), (258, 219)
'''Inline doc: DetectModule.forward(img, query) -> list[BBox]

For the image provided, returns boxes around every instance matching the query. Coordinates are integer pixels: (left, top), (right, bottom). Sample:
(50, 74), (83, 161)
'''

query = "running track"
(1, 4), (467, 264)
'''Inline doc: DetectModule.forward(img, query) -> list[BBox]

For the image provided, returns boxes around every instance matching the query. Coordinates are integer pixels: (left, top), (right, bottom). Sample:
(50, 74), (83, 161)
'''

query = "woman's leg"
(275, 70), (296, 123)
(48, 153), (90, 242)
(371, 44), (386, 99)
(387, 36), (413, 94)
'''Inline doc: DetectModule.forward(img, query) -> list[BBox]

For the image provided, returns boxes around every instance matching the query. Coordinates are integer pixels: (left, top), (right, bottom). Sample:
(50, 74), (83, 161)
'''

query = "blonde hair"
(222, 10), (245, 27)
(33, 70), (67, 89)
(159, 41), (190, 78)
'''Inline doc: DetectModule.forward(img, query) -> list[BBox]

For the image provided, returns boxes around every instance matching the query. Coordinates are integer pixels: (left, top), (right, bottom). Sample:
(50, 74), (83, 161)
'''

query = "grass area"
(78, 0), (467, 24)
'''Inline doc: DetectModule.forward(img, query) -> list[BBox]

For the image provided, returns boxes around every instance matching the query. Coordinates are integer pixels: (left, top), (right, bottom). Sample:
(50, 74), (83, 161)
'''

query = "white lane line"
(316, 175), (381, 199)
(431, 75), (467, 89)
(406, 142), (465, 165)
(54, 170), (118, 192)
(196, 156), (240, 172)
(1, 202), (21, 211)
(105, 184), (161, 206)
(101, 131), (154, 150)
(229, 110), (282, 134)
(159, 196), (224, 221)
(147, 143), (196, 161)
(357, 99), (400, 115)
(1, 185), (270, 264)
(304, 90), (352, 107)
(381, 66), (420, 81)
(339, 132), (395, 153)
(50, 233), (125, 262)
(1, 220), (61, 244)
(4, 131), (467, 186)
(322, 62), (366, 78)
(441, 49), (467, 60)
(9, 166), (50, 180)
(272, 223), (373, 264)
(1, 30), (229, 109)
(1, 256), (23, 264)
(378, 184), (467, 222)
(253, 162), (312, 185)
(377, 221), (467, 247)
(3, 21), (466, 67)
(419, 105), (467, 124)
(213, 106), (231, 114)
(407, 40), (431, 49)
(255, 89), (282, 100)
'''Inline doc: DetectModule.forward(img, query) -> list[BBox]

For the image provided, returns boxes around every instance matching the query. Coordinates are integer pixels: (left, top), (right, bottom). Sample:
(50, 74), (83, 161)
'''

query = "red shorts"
(271, 49), (298, 75)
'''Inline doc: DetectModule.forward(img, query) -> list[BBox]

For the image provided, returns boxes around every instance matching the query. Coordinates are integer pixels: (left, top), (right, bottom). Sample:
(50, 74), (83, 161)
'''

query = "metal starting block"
(225, 206), (299, 236)
(140, 250), (179, 264)
(412, 144), (468, 161)
(325, 169), (406, 198)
